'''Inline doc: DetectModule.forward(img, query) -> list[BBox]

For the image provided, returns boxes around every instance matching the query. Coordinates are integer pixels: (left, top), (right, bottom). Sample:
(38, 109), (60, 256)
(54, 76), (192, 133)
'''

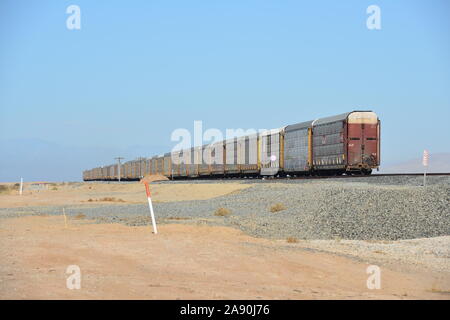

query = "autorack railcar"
(82, 110), (380, 180)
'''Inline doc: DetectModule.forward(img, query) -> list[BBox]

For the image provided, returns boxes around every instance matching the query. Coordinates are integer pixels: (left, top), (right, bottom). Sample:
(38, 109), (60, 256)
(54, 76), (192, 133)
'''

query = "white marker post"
(19, 178), (23, 195)
(63, 208), (68, 229)
(144, 182), (158, 234)
(422, 149), (429, 187)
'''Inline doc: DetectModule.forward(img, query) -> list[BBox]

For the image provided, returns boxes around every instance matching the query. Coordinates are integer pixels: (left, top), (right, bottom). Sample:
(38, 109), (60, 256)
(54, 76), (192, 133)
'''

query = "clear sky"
(1, 0), (449, 181)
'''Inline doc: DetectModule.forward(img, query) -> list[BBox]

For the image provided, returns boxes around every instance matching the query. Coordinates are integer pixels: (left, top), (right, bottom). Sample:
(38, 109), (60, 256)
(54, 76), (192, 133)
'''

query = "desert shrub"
(214, 207), (232, 216)
(270, 203), (286, 213)
(0, 184), (21, 193)
(99, 197), (125, 202)
(87, 197), (125, 202)
(286, 237), (298, 243)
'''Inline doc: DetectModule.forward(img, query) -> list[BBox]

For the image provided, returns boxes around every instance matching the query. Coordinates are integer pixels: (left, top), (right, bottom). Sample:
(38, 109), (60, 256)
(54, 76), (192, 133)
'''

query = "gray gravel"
(302, 236), (450, 273)
(157, 174), (450, 186)
(1, 176), (449, 241)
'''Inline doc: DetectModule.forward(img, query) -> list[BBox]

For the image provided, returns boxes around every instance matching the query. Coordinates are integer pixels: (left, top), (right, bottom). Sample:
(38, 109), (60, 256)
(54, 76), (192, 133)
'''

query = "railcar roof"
(285, 120), (314, 131)
(313, 110), (372, 126)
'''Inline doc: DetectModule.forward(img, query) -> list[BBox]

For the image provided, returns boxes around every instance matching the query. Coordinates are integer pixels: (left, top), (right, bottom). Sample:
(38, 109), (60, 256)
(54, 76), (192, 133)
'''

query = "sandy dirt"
(0, 215), (448, 300)
(140, 174), (169, 183)
(1, 181), (449, 299)
(0, 182), (251, 208)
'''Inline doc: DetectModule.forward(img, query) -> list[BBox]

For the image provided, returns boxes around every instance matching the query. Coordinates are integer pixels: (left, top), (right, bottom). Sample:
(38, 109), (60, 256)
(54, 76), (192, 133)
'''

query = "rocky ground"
(2, 176), (448, 241)
(1, 175), (449, 299)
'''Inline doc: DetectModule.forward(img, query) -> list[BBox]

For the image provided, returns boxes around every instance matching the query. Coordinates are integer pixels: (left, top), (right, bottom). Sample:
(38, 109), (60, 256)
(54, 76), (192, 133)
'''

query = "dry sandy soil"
(0, 182), (251, 208)
(0, 182), (449, 299)
(1, 215), (448, 300)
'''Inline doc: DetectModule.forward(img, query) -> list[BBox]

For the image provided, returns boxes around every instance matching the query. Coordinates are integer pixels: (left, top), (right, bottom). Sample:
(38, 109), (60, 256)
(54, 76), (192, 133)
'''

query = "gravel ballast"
(1, 176), (449, 241)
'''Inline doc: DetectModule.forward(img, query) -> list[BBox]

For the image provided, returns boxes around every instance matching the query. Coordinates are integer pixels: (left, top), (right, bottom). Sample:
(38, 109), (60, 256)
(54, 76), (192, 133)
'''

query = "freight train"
(83, 110), (380, 181)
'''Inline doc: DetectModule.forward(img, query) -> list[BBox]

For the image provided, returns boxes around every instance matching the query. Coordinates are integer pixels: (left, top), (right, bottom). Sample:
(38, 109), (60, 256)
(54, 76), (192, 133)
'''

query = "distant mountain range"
(379, 153), (450, 173)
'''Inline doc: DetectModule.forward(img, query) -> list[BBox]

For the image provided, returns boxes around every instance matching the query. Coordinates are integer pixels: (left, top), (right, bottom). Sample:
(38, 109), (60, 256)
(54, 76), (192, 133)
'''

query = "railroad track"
(269, 172), (450, 181)
(88, 172), (450, 183)
(162, 172), (450, 182)
(372, 173), (450, 176)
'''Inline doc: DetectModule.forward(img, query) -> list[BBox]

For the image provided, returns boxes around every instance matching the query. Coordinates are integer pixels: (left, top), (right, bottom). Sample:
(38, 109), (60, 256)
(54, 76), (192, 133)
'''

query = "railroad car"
(238, 134), (259, 174)
(82, 110), (380, 180)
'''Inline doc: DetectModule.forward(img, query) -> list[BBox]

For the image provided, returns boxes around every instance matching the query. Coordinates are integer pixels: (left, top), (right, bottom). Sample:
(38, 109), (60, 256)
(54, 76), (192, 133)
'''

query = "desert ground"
(0, 178), (449, 299)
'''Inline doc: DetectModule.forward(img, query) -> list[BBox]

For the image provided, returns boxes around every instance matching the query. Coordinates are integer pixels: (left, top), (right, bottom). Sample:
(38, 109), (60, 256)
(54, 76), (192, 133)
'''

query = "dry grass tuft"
(286, 237), (299, 243)
(0, 184), (20, 194)
(86, 197), (125, 203)
(0, 185), (10, 194)
(214, 207), (232, 216)
(270, 203), (286, 213)
(429, 284), (450, 294)
(166, 217), (190, 220)
(364, 240), (393, 244)
(99, 197), (125, 202)
(430, 288), (450, 294)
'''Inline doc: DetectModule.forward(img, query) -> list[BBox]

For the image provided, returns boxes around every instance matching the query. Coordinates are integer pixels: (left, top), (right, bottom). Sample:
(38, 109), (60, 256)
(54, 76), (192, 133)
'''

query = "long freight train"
(83, 110), (380, 181)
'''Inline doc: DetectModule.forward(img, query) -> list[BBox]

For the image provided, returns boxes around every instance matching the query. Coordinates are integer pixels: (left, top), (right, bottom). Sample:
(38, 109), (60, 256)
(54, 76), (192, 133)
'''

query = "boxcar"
(237, 133), (259, 174)
(260, 128), (283, 176)
(311, 111), (379, 174)
(156, 156), (164, 175)
(312, 113), (346, 173)
(225, 138), (239, 174)
(284, 120), (313, 174)
(163, 153), (172, 178)
(210, 141), (225, 176)
(187, 147), (198, 177)
(170, 150), (181, 178)
(179, 149), (189, 177)
(345, 111), (379, 173)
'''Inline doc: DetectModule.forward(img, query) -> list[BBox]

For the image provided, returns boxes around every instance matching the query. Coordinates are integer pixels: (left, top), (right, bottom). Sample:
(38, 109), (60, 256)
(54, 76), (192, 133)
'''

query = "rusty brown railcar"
(311, 111), (379, 175)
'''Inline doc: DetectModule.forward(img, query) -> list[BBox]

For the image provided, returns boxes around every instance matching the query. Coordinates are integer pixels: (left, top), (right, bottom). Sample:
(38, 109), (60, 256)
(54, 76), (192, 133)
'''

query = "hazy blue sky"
(1, 0), (449, 181)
